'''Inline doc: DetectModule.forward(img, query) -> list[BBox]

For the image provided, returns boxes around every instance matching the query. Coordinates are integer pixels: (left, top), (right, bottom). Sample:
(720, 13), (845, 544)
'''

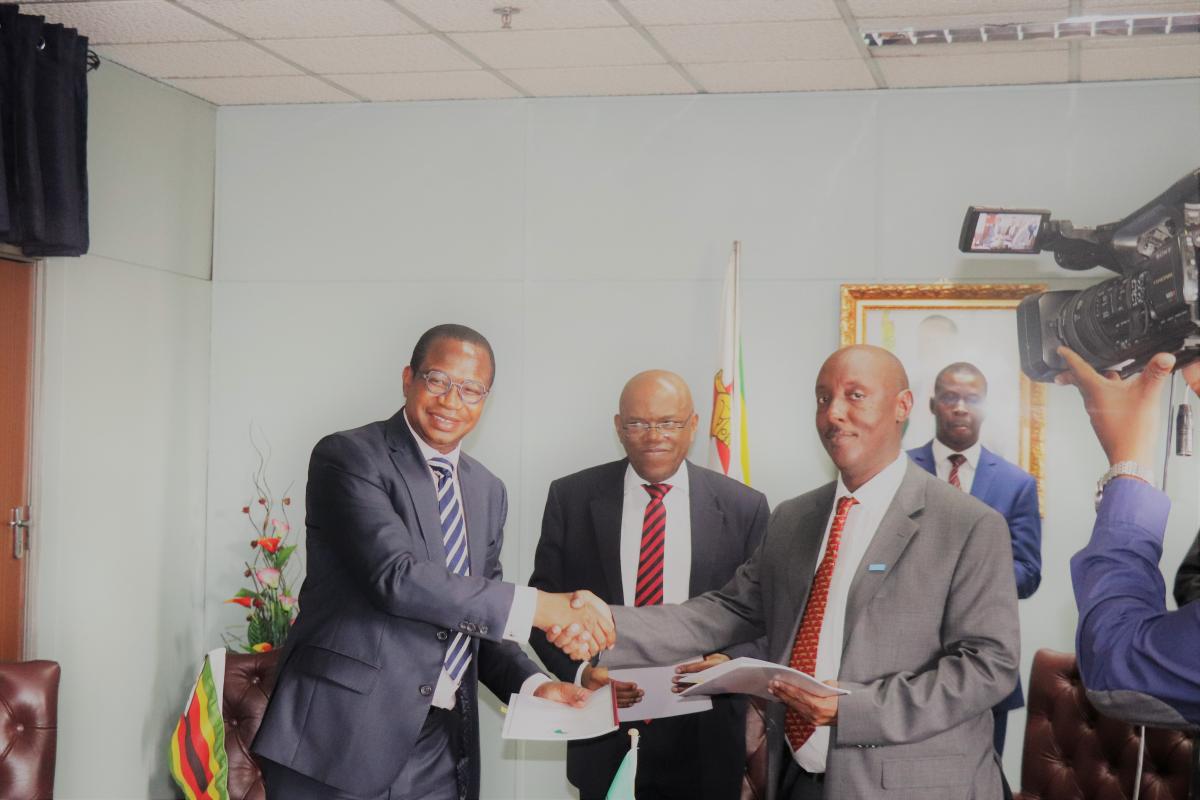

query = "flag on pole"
(168, 648), (230, 800)
(606, 729), (640, 800)
(708, 241), (751, 485)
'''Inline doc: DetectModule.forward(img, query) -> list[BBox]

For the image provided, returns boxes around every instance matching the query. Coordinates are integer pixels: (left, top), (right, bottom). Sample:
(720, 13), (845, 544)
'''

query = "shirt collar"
(835, 452), (908, 508)
(932, 437), (982, 469)
(403, 406), (462, 470)
(624, 460), (690, 496)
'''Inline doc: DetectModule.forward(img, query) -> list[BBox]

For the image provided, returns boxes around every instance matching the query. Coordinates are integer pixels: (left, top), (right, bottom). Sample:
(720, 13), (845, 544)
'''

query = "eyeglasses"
(419, 370), (490, 405)
(621, 420), (690, 435)
(934, 392), (985, 408)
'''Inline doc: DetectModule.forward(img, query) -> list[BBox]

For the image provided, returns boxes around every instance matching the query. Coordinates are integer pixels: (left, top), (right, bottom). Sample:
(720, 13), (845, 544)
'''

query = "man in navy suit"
(908, 361), (1041, 757)
(253, 324), (614, 800)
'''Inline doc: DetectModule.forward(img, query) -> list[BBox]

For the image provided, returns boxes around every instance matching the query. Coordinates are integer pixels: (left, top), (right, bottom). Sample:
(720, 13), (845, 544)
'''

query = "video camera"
(958, 168), (1200, 382)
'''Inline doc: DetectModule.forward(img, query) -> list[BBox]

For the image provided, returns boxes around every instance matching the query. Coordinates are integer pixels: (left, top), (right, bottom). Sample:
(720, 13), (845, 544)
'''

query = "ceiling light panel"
(686, 59), (877, 91)
(334, 71), (522, 101)
(650, 21), (862, 63)
(620, 0), (841, 25)
(265, 35), (478, 74)
(449, 27), (664, 69)
(22, 1), (235, 44)
(878, 49), (1068, 87)
(503, 64), (694, 96)
(167, 75), (355, 105)
(94, 41), (301, 78)
(177, 0), (422, 39)
(397, 0), (626, 32)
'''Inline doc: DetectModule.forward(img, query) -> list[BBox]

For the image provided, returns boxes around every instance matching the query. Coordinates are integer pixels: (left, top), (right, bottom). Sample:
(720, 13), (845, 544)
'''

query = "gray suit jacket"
(605, 461), (1019, 800)
(253, 410), (540, 797)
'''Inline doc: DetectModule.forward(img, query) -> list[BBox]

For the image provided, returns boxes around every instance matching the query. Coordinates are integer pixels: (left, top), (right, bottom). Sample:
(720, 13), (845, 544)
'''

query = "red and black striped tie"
(635, 483), (672, 607)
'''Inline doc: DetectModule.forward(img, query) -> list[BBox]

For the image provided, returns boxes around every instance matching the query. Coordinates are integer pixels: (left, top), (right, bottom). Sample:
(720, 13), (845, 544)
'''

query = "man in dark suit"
(907, 361), (1041, 758)
(252, 324), (614, 800)
(529, 370), (770, 800)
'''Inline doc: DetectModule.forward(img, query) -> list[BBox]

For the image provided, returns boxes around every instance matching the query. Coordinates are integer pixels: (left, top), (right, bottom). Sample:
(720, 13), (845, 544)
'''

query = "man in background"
(530, 370), (769, 800)
(908, 360), (1041, 757)
(253, 323), (611, 800)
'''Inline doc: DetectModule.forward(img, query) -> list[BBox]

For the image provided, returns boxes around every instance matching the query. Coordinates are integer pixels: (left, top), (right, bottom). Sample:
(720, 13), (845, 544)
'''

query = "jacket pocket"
(881, 754), (968, 789)
(296, 644), (381, 695)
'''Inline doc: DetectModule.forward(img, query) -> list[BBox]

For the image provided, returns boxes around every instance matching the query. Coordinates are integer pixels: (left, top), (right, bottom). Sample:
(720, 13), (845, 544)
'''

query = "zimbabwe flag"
(168, 648), (229, 800)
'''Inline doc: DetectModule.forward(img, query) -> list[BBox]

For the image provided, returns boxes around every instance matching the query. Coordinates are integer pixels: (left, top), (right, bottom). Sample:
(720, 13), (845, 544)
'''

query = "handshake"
(534, 590), (615, 660)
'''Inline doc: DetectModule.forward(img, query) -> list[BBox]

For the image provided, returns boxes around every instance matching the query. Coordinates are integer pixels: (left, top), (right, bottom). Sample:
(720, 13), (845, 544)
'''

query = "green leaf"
(275, 545), (297, 566)
(247, 615), (267, 645)
(234, 588), (259, 599)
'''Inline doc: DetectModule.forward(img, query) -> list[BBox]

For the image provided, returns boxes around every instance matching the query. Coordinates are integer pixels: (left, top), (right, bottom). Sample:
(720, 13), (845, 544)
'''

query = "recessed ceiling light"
(863, 13), (1199, 47)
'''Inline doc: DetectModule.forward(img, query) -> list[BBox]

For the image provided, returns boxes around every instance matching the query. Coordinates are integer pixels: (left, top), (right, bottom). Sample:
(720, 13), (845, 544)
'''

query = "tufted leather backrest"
(1017, 649), (1194, 800)
(223, 649), (280, 800)
(0, 660), (60, 800)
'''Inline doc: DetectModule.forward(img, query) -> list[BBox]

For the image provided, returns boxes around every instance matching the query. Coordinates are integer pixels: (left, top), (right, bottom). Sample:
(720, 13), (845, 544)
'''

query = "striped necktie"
(635, 483), (672, 607)
(948, 453), (967, 490)
(429, 457), (472, 681)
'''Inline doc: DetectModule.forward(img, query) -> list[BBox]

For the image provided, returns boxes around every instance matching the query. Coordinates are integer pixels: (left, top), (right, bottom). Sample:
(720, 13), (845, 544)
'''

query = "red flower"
(251, 642), (273, 653)
(252, 598), (264, 608)
(257, 537), (282, 554)
(226, 597), (253, 608)
(241, 506), (250, 514)
(258, 498), (267, 506)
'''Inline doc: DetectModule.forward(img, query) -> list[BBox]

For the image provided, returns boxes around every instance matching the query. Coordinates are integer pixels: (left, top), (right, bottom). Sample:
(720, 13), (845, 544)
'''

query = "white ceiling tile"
(166, 75), (355, 104)
(857, 8), (1068, 30)
(22, 1), (235, 44)
(177, 0), (422, 39)
(1082, 40), (1200, 80)
(847, 0), (1065, 16)
(398, 0), (626, 32)
(869, 40), (1068, 58)
(94, 41), (299, 78)
(650, 21), (862, 63)
(1082, 0), (1200, 10)
(334, 71), (521, 101)
(877, 49), (1069, 87)
(621, 0), (841, 25)
(504, 64), (694, 96)
(688, 58), (877, 91)
(449, 27), (664, 69)
(264, 35), (478, 74)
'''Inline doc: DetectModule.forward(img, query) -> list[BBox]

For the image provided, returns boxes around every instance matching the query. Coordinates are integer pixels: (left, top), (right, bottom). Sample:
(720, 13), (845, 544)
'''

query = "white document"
(501, 684), (619, 741)
(677, 657), (851, 703)
(608, 662), (714, 723)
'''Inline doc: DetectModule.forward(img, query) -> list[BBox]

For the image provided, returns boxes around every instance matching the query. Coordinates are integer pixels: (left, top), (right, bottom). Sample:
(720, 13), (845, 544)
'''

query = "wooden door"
(0, 258), (34, 660)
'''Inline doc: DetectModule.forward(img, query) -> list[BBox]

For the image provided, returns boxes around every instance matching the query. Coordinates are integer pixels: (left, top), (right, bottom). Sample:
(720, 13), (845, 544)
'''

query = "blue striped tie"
(429, 457), (473, 682)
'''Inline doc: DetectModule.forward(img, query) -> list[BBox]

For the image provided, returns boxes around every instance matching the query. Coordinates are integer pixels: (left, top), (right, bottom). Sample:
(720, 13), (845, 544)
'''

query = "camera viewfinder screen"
(969, 212), (1043, 253)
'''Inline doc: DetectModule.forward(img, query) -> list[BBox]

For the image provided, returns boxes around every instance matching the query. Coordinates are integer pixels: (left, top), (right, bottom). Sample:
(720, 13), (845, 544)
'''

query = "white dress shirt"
(932, 438), (983, 494)
(793, 453), (908, 773)
(619, 462), (692, 606)
(403, 410), (547, 709)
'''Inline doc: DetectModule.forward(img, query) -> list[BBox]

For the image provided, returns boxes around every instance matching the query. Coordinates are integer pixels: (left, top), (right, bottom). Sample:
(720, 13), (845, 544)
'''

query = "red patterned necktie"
(635, 483), (672, 607)
(948, 453), (967, 489)
(785, 495), (858, 751)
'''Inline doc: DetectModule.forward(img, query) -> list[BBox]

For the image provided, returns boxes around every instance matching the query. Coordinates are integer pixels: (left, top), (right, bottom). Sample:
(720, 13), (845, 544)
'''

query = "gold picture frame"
(840, 283), (1047, 506)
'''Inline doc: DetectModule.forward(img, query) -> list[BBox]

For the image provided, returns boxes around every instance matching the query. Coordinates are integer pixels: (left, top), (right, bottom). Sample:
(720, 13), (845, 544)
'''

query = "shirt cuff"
(574, 662), (588, 687)
(503, 585), (539, 642)
(520, 673), (552, 696)
(1096, 476), (1171, 542)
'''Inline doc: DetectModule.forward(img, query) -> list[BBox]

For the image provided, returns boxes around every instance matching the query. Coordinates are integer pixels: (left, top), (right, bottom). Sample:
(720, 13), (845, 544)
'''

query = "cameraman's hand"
(1054, 347), (1200, 467)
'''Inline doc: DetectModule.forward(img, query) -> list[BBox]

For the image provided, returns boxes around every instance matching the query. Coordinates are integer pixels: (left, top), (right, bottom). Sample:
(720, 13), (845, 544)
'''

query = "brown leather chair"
(741, 697), (769, 800)
(222, 649), (280, 800)
(0, 660), (61, 800)
(1017, 648), (1195, 800)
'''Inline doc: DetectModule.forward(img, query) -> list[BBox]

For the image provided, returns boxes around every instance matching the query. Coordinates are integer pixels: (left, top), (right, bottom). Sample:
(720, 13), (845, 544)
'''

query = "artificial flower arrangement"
(224, 444), (300, 654)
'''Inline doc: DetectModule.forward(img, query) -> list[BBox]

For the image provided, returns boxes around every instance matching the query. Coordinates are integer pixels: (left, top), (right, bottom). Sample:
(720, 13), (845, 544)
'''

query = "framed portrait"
(840, 283), (1046, 502)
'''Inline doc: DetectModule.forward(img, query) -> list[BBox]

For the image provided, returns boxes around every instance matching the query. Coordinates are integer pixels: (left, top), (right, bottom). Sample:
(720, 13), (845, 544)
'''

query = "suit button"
(420, 685), (433, 696)
(478, 625), (489, 635)
(436, 630), (449, 641)
(466, 623), (478, 634)
(459, 622), (470, 632)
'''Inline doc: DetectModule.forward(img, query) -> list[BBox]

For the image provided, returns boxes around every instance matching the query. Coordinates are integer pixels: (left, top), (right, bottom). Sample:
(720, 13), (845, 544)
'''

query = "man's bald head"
(615, 370), (699, 484)
(814, 345), (914, 492)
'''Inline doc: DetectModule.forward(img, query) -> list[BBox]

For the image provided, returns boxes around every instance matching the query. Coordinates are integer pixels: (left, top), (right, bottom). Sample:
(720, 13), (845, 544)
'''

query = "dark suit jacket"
(252, 410), (540, 797)
(528, 459), (770, 798)
(909, 440), (1041, 712)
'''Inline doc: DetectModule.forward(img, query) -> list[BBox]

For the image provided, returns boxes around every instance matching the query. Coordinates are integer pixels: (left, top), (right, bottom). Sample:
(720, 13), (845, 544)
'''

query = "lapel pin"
(868, 563), (887, 572)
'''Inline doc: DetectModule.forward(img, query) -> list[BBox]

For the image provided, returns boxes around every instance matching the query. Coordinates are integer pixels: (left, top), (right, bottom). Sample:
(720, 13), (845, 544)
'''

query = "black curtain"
(0, 3), (89, 257)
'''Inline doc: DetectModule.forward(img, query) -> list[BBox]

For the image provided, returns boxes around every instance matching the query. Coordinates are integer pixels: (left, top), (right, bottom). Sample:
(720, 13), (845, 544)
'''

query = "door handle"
(9, 506), (29, 559)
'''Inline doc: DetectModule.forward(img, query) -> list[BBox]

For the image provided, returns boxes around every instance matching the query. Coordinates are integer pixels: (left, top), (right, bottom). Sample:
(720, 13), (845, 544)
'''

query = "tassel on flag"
(708, 241), (752, 485)
(168, 648), (230, 800)
(606, 729), (639, 800)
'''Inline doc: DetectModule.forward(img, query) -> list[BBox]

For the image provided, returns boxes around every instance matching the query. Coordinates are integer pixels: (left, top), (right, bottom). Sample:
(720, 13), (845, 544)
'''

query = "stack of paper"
(676, 657), (851, 702)
(501, 684), (619, 741)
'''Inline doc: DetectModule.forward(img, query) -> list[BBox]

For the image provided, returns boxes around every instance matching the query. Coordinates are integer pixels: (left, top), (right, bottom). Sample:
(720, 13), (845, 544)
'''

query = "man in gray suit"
(253, 324), (614, 800)
(552, 345), (1020, 799)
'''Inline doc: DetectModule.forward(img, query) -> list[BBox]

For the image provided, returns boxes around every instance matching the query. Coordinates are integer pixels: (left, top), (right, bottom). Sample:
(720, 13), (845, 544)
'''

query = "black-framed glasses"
(621, 420), (690, 435)
(420, 370), (490, 405)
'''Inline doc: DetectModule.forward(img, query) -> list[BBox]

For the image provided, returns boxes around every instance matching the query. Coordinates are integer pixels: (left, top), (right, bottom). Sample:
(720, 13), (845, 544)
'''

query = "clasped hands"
(534, 589), (616, 660)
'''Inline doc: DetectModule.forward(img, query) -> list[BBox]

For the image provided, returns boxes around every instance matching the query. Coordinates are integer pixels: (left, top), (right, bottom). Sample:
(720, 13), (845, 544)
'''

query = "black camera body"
(960, 168), (1200, 382)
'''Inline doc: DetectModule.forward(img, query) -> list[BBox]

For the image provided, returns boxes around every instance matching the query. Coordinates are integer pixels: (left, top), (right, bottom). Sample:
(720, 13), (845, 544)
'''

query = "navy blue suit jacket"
(909, 441), (1041, 711)
(253, 410), (539, 797)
